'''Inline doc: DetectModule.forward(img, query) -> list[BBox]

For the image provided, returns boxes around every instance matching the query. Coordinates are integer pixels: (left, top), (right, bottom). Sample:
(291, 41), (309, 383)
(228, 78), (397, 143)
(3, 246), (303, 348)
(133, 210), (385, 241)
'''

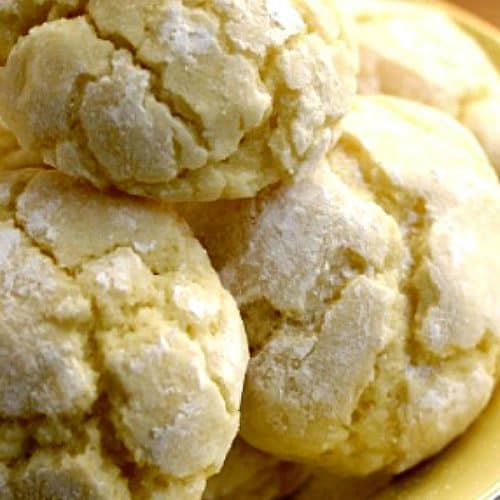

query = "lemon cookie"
(180, 96), (500, 476)
(0, 0), (356, 201)
(0, 167), (248, 499)
(350, 0), (500, 174)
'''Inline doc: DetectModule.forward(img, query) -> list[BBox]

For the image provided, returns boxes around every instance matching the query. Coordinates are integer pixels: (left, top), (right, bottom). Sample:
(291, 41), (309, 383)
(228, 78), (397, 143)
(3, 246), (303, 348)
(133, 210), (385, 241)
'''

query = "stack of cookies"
(0, 1), (498, 499)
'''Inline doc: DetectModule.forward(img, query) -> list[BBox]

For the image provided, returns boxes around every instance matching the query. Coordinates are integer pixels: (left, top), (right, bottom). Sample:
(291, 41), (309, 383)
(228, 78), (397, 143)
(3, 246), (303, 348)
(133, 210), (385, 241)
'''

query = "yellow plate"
(375, 389), (500, 500)
(375, 2), (500, 498)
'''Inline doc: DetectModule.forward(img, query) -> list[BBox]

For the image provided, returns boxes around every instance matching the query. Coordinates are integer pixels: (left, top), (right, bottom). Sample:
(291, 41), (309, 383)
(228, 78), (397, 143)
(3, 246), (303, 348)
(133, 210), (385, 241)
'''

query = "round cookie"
(347, 0), (500, 174)
(0, 167), (248, 498)
(203, 438), (309, 500)
(180, 96), (500, 476)
(0, 0), (357, 202)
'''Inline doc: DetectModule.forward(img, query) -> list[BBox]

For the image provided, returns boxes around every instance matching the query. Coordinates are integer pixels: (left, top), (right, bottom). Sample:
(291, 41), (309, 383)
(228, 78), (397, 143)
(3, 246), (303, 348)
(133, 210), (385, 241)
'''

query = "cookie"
(179, 96), (500, 476)
(0, 167), (248, 498)
(0, 0), (356, 201)
(349, 0), (500, 174)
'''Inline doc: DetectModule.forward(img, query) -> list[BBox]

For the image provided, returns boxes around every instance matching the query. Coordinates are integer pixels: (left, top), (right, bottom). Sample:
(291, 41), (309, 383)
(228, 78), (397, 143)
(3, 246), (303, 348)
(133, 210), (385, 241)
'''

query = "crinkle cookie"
(0, 0), (357, 202)
(0, 167), (248, 499)
(179, 96), (500, 476)
(203, 438), (309, 500)
(348, 0), (500, 174)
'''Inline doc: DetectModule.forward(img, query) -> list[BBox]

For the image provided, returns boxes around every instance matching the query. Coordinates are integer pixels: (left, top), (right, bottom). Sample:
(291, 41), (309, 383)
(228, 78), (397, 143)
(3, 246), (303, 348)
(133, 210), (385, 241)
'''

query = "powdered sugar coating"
(0, 168), (248, 498)
(0, 0), (357, 201)
(180, 96), (500, 476)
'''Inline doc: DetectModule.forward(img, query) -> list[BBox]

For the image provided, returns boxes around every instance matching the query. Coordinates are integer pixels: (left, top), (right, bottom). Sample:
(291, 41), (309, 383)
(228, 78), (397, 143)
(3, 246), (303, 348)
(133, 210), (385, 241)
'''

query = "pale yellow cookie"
(203, 438), (309, 500)
(179, 96), (500, 476)
(0, 167), (248, 499)
(348, 0), (500, 174)
(0, 0), (356, 202)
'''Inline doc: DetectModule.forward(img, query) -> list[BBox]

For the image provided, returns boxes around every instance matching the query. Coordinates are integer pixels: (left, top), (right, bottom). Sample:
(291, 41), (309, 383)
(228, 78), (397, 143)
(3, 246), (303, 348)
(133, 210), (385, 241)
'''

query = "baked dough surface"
(350, 0), (500, 174)
(180, 96), (500, 476)
(203, 438), (309, 500)
(0, 167), (248, 499)
(0, 119), (41, 170)
(0, 0), (357, 201)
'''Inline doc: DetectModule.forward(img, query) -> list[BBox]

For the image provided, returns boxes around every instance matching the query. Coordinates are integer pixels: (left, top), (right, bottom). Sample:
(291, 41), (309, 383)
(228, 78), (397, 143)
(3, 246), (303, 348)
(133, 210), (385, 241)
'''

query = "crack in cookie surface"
(179, 95), (500, 477)
(0, 167), (248, 498)
(0, 0), (357, 201)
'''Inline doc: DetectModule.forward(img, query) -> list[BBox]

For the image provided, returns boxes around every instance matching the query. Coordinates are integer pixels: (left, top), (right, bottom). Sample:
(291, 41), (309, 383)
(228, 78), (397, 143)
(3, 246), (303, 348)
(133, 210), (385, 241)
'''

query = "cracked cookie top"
(179, 96), (500, 476)
(0, 167), (248, 499)
(347, 0), (500, 175)
(0, 0), (357, 201)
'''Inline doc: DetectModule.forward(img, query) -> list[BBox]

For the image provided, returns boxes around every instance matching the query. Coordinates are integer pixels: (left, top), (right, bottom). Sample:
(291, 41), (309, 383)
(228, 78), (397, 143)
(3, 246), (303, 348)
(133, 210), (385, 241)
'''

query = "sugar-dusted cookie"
(0, 167), (248, 499)
(0, 0), (356, 201)
(180, 96), (500, 476)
